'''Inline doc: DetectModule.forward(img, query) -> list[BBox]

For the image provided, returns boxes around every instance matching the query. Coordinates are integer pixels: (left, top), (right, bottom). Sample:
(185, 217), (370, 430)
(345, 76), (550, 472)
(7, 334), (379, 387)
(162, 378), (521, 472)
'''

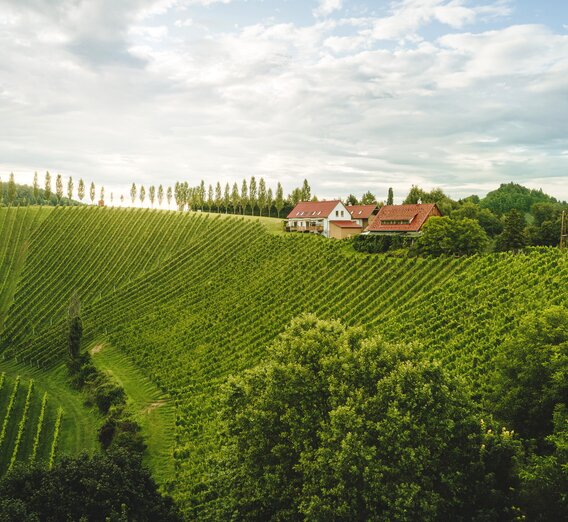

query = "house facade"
(365, 203), (441, 236)
(346, 204), (379, 228)
(286, 200), (362, 238)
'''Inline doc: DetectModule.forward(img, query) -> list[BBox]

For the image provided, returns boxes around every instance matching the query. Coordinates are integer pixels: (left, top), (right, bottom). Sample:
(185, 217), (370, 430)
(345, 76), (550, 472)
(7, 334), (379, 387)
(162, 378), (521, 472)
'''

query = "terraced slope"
(0, 207), (52, 321)
(0, 372), (64, 475)
(0, 207), (566, 517)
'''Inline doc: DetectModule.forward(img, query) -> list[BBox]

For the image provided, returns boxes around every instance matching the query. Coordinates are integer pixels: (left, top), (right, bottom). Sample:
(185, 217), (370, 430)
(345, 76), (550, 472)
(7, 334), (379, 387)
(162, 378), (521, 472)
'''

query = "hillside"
(0, 206), (566, 516)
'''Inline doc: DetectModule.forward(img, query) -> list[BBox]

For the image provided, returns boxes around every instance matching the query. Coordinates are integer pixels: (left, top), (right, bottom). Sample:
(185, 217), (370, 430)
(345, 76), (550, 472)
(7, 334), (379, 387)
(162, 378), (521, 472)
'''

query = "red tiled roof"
(287, 200), (342, 219)
(346, 204), (378, 219)
(330, 220), (362, 229)
(366, 203), (439, 232)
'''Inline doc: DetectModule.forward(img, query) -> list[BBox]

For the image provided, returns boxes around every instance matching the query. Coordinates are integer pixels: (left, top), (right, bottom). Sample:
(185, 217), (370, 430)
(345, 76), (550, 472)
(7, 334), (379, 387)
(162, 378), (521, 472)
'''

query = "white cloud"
(0, 1), (566, 202)
(314, 0), (343, 18)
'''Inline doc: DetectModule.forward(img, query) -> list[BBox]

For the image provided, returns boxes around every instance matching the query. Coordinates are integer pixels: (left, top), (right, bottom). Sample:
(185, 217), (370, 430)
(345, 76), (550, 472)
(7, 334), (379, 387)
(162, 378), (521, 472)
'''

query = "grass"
(89, 341), (175, 486)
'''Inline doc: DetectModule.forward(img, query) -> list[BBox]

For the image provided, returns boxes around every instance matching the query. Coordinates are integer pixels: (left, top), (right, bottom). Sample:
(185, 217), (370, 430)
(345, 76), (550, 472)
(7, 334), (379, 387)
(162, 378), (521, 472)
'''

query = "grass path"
(90, 341), (175, 486)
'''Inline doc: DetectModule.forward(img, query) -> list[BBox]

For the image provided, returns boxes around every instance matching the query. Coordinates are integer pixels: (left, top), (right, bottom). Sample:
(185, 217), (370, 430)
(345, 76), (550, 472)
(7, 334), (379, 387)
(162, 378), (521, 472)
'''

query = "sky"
(0, 0), (567, 203)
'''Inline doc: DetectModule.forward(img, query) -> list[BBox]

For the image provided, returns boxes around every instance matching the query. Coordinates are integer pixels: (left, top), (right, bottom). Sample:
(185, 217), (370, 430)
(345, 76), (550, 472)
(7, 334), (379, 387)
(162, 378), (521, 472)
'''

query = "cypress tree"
(257, 178), (267, 216)
(215, 182), (222, 213)
(55, 174), (63, 204)
(33, 172), (39, 202)
(267, 187), (273, 217)
(301, 179), (311, 201)
(158, 185), (164, 207)
(240, 179), (248, 215)
(387, 187), (394, 205)
(275, 182), (284, 217)
(130, 183), (137, 205)
(223, 183), (230, 213)
(45, 172), (52, 202)
(67, 176), (73, 203)
(7, 173), (16, 205)
(249, 176), (257, 216)
(78, 179), (85, 202)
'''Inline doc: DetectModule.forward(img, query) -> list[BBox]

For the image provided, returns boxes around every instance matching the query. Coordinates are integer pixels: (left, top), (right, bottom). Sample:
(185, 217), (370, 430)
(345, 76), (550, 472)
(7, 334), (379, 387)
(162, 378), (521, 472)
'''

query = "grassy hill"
(0, 206), (566, 516)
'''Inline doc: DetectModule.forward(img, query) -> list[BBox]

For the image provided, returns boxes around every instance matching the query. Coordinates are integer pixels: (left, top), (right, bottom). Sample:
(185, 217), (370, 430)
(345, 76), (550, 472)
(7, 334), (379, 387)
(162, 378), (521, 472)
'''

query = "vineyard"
(0, 372), (64, 474)
(0, 206), (566, 515)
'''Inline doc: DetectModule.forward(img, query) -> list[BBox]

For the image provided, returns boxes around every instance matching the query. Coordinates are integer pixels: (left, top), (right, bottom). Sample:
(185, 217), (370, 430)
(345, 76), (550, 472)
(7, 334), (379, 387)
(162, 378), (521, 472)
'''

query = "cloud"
(314, 0), (343, 18)
(0, 1), (567, 201)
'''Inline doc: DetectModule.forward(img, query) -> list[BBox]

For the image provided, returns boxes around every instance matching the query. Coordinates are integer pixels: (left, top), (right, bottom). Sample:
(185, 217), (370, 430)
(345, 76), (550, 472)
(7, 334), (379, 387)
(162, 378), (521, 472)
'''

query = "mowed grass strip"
(90, 342), (175, 486)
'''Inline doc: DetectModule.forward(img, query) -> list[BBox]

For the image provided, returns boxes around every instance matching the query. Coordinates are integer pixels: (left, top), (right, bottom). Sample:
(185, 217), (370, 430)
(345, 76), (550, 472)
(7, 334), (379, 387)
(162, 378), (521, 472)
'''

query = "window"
(341, 210), (344, 217)
(335, 211), (339, 216)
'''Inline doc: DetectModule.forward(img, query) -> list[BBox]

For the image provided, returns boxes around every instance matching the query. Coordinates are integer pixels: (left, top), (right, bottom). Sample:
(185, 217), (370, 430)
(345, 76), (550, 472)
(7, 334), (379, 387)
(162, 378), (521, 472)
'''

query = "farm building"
(365, 203), (441, 236)
(286, 200), (363, 239)
(346, 204), (379, 228)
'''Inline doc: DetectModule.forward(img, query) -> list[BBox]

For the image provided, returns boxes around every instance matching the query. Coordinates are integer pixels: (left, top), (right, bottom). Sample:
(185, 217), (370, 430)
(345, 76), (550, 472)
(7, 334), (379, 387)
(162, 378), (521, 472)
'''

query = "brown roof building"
(286, 200), (362, 239)
(365, 203), (441, 236)
(346, 204), (378, 228)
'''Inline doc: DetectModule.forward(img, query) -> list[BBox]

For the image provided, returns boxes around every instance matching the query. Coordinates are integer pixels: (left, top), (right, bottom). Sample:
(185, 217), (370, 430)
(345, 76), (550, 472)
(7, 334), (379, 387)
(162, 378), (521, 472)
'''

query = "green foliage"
(352, 234), (410, 253)
(451, 202), (503, 237)
(497, 209), (527, 251)
(361, 191), (377, 205)
(403, 186), (457, 215)
(481, 183), (557, 216)
(519, 405), (568, 520)
(0, 450), (181, 521)
(493, 306), (568, 441)
(387, 187), (394, 205)
(415, 216), (489, 256)
(527, 202), (568, 247)
(213, 315), (518, 521)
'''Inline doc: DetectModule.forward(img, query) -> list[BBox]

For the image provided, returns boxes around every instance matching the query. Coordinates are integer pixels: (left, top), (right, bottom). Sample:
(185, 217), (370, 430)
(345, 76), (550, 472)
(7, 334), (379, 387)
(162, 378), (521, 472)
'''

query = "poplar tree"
(158, 185), (164, 207)
(387, 187), (394, 205)
(267, 187), (273, 217)
(89, 182), (95, 204)
(45, 172), (52, 202)
(231, 183), (240, 214)
(120, 194), (125, 206)
(7, 173), (16, 205)
(78, 179), (85, 202)
(174, 182), (181, 209)
(207, 184), (214, 212)
(130, 183), (137, 204)
(199, 180), (206, 211)
(67, 176), (73, 203)
(99, 186), (105, 205)
(149, 185), (156, 207)
(110, 192), (114, 206)
(215, 182), (222, 213)
(301, 179), (311, 201)
(241, 179), (248, 215)
(33, 172), (39, 202)
(55, 174), (64, 204)
(257, 177), (267, 216)
(249, 176), (257, 216)
(139, 185), (146, 206)
(166, 186), (172, 208)
(275, 182), (284, 217)
(223, 183), (230, 213)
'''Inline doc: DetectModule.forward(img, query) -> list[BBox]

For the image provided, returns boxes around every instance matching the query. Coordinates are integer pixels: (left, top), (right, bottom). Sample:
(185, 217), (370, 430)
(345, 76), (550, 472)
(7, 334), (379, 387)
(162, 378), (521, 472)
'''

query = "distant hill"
(0, 182), (81, 207)
(480, 182), (558, 215)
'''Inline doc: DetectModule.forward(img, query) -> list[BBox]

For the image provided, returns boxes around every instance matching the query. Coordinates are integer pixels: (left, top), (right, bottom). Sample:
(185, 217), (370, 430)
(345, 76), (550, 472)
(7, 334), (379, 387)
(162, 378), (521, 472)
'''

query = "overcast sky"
(1, 0), (567, 202)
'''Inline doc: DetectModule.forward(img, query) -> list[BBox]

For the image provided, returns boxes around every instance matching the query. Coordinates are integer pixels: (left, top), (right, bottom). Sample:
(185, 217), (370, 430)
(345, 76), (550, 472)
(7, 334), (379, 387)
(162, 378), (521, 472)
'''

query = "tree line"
(1, 172), (314, 218)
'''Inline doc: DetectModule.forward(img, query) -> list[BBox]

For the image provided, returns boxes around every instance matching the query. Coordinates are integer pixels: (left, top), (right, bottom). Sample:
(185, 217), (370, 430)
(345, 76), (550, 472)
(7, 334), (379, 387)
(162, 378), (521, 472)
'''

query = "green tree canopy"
(481, 183), (557, 216)
(415, 216), (489, 256)
(213, 315), (516, 521)
(497, 209), (527, 251)
(451, 202), (503, 237)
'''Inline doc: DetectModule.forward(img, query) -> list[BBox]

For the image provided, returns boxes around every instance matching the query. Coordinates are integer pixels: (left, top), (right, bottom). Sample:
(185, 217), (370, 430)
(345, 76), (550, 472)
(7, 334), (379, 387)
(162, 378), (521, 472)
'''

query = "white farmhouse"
(286, 200), (362, 239)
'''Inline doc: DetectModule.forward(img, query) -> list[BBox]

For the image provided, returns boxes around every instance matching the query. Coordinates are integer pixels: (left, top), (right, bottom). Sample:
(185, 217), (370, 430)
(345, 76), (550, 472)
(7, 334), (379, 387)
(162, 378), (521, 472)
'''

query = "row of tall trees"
(1, 172), (314, 218)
